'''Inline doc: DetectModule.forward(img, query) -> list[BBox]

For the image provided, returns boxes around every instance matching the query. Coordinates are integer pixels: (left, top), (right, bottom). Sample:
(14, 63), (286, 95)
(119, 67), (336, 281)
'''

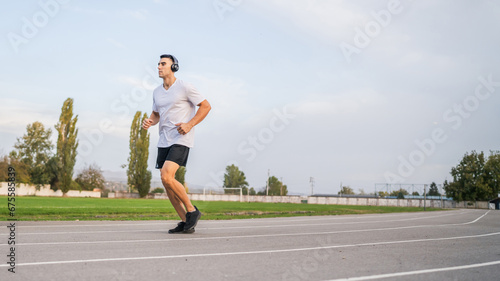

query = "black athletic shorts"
(156, 144), (190, 169)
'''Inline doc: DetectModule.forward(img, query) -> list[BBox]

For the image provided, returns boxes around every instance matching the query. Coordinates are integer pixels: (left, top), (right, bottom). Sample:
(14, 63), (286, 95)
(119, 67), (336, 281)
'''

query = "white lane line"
(463, 210), (490, 224)
(5, 222), (495, 247)
(14, 222), (167, 228)
(0, 210), (486, 247)
(6, 229), (165, 236)
(195, 210), (475, 231)
(8, 210), (464, 229)
(326, 260), (500, 281)
(3, 211), (467, 236)
(26, 206), (166, 209)
(0, 231), (498, 268)
(0, 210), (489, 246)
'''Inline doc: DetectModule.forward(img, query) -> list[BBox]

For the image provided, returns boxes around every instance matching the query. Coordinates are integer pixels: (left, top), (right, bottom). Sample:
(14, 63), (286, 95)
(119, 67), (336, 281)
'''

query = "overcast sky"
(1, 0), (499, 195)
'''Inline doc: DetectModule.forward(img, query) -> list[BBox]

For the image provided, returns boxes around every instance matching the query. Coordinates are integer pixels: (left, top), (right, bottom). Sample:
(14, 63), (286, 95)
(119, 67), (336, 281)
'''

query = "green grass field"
(0, 196), (443, 221)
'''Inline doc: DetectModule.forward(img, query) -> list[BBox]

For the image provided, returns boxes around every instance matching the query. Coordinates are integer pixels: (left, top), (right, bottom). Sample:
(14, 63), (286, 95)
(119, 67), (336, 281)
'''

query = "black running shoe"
(183, 228), (195, 234)
(168, 222), (186, 234)
(183, 206), (201, 232)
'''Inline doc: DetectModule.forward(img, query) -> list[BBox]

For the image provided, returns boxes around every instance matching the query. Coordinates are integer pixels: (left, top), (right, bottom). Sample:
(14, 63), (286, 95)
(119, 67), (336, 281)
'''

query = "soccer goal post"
(222, 187), (243, 202)
(202, 187), (244, 202)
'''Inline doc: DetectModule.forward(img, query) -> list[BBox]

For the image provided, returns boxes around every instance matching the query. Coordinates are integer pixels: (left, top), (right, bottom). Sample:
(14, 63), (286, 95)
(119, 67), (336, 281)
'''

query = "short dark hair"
(160, 54), (177, 63)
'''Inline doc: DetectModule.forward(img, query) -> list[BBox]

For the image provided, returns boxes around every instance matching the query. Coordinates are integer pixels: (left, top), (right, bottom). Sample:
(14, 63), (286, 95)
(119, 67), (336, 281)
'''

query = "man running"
(142, 54), (211, 234)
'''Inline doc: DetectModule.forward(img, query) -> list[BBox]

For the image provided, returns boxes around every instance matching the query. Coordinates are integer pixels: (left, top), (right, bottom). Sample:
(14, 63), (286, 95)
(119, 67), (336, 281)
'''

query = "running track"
(0, 209), (499, 280)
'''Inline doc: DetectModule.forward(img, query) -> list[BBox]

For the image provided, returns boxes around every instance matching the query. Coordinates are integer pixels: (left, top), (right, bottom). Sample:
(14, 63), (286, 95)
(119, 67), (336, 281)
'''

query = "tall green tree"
(10, 121), (53, 186)
(46, 156), (60, 190)
(127, 111), (151, 198)
(55, 98), (79, 194)
(444, 151), (492, 201)
(223, 164), (248, 194)
(175, 166), (186, 186)
(175, 166), (189, 193)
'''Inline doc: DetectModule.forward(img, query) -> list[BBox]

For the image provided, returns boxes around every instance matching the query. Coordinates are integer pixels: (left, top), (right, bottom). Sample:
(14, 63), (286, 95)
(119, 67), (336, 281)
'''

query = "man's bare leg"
(164, 187), (186, 221)
(160, 160), (196, 214)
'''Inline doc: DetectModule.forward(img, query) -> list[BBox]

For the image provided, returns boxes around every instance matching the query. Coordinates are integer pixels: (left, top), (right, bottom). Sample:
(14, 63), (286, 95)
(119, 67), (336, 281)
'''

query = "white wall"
(106, 192), (490, 209)
(0, 182), (101, 198)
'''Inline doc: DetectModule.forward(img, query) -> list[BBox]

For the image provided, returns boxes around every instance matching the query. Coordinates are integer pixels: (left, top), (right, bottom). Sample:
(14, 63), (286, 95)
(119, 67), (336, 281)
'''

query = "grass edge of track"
(0, 196), (447, 221)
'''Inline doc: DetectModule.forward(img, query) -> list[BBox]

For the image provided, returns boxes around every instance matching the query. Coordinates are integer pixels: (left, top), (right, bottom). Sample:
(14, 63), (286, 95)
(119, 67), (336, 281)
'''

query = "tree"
(427, 182), (441, 196)
(444, 151), (492, 201)
(0, 156), (8, 181)
(175, 166), (189, 193)
(223, 164), (248, 194)
(0, 155), (30, 183)
(443, 179), (450, 197)
(377, 191), (389, 197)
(396, 191), (405, 199)
(412, 191), (420, 196)
(75, 163), (105, 191)
(55, 98), (79, 194)
(338, 186), (355, 195)
(259, 176), (287, 196)
(10, 121), (54, 186)
(268, 176), (287, 196)
(126, 111), (152, 198)
(151, 187), (164, 193)
(46, 156), (60, 190)
(249, 187), (256, 195)
(175, 166), (186, 186)
(484, 151), (500, 199)
(390, 188), (408, 198)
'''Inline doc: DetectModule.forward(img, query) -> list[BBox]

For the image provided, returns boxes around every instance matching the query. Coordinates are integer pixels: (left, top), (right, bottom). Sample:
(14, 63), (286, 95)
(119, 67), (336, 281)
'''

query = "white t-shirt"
(152, 79), (205, 148)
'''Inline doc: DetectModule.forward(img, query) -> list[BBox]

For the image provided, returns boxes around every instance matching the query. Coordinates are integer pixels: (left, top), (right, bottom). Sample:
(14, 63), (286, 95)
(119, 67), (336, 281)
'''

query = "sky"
(1, 0), (499, 195)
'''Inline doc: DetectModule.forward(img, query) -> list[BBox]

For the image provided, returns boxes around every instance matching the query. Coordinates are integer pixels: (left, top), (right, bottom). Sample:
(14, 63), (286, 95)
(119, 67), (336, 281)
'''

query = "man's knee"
(161, 161), (179, 187)
(161, 174), (175, 188)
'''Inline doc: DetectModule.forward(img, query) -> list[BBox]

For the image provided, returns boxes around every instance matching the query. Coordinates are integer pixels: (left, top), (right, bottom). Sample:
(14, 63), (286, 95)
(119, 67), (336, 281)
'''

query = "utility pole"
(266, 169), (270, 196)
(280, 177), (283, 196)
(310, 177), (315, 196)
(424, 184), (427, 211)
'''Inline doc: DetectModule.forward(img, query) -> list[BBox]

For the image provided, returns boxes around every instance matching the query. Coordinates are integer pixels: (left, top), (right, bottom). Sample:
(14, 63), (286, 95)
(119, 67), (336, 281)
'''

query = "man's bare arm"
(176, 100), (211, 135)
(142, 111), (160, 130)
